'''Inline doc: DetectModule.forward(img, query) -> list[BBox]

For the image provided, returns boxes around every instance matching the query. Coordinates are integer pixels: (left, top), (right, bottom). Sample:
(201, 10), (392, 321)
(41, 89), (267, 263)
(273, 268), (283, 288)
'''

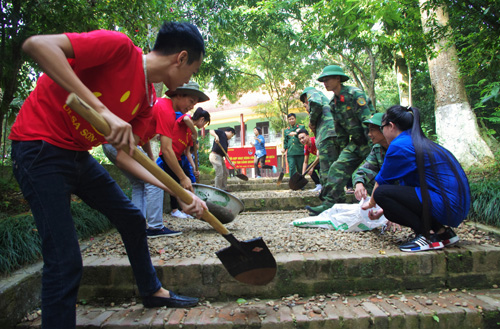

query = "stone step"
(6, 242), (500, 328)
(17, 288), (500, 328)
(73, 245), (500, 302)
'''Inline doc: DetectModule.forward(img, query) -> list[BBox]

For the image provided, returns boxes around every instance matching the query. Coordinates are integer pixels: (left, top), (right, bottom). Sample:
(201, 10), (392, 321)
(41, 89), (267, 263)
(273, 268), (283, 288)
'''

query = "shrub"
(0, 200), (113, 275)
(467, 160), (500, 226)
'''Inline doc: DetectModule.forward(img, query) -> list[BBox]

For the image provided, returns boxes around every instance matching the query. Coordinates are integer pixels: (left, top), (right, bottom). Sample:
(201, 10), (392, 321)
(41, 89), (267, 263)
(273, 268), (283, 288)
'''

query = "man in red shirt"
(9, 22), (206, 329)
(298, 129), (322, 192)
(151, 81), (210, 219)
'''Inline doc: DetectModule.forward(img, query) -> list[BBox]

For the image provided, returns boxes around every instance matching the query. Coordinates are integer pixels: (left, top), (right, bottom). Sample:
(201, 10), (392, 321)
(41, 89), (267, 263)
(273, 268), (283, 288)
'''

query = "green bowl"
(192, 184), (245, 224)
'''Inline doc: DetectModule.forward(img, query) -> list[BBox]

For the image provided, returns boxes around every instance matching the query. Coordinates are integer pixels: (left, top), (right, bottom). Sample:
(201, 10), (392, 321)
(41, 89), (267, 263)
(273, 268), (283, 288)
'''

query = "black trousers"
(374, 184), (444, 235)
(309, 163), (320, 185)
(161, 156), (191, 211)
(254, 155), (274, 176)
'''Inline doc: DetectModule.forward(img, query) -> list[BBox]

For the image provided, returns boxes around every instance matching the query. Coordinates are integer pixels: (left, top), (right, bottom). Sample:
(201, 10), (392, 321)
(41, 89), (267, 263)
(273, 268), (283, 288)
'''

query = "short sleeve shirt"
(304, 137), (318, 156)
(9, 30), (155, 151)
(170, 114), (194, 160)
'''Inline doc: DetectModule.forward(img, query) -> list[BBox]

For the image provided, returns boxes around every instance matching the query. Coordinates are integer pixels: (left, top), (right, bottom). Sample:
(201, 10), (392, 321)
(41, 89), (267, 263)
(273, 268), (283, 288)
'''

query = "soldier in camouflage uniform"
(300, 87), (346, 192)
(352, 113), (388, 201)
(283, 113), (305, 180)
(306, 64), (375, 215)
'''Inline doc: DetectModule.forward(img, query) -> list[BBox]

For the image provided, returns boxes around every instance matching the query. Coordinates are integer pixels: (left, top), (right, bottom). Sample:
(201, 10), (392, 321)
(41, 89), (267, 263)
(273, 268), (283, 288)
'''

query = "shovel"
(276, 168), (285, 186)
(215, 140), (248, 181)
(289, 157), (319, 190)
(66, 93), (276, 285)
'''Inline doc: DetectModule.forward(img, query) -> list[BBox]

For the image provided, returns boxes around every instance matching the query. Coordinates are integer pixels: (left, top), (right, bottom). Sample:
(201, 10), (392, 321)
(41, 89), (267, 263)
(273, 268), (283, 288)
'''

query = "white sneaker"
(310, 184), (322, 192)
(171, 209), (188, 219)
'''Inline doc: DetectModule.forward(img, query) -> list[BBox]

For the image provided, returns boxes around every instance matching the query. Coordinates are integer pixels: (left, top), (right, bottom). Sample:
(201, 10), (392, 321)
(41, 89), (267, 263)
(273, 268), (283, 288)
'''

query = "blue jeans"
(102, 144), (164, 229)
(181, 154), (196, 183)
(12, 141), (161, 329)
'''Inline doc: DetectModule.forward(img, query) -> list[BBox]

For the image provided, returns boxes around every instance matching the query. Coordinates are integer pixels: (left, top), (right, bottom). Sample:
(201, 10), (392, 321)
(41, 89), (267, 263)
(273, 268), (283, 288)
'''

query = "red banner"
(227, 146), (277, 169)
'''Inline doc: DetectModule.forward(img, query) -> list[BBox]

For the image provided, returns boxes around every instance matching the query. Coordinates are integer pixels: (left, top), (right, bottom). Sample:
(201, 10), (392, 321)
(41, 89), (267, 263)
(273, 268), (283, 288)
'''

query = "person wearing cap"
(151, 81), (210, 220)
(283, 113), (306, 182)
(300, 87), (346, 196)
(352, 113), (389, 201)
(306, 64), (375, 215)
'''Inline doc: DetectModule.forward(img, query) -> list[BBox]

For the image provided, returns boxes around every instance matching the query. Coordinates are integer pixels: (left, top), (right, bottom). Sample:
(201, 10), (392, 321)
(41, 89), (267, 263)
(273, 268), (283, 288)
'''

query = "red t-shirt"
(154, 97), (186, 159)
(304, 137), (318, 156)
(170, 114), (194, 160)
(10, 30), (155, 151)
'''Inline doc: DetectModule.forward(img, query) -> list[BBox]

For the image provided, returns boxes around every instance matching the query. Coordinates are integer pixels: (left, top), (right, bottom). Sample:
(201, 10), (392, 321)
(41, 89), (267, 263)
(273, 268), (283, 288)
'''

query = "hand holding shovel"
(289, 157), (320, 190)
(66, 93), (276, 285)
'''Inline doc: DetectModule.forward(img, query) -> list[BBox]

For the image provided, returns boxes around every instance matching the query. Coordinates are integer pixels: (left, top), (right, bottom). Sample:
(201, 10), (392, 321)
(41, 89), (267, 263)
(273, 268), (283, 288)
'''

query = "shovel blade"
(289, 172), (308, 190)
(216, 237), (277, 285)
(236, 173), (249, 181)
(276, 171), (284, 186)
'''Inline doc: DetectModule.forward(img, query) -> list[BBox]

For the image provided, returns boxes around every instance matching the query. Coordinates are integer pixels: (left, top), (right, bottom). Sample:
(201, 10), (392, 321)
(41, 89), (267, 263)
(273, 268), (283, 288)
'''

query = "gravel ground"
(82, 207), (500, 261)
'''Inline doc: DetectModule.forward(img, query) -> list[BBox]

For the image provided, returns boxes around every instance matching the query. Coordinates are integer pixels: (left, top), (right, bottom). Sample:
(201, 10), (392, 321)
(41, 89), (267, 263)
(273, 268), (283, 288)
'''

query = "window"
(256, 122), (270, 142)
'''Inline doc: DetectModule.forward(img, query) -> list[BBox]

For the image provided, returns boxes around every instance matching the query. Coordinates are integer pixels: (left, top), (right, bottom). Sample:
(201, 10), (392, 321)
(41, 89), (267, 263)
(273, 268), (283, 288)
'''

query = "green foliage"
(0, 200), (113, 275)
(0, 214), (41, 275)
(424, 0), (500, 140)
(0, 176), (29, 218)
(90, 146), (113, 165)
(467, 161), (500, 226)
(0, 0), (178, 147)
(198, 134), (212, 169)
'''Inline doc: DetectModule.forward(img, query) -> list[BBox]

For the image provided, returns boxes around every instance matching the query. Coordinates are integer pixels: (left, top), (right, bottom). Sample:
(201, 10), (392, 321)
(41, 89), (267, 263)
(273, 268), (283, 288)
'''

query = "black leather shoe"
(142, 290), (199, 308)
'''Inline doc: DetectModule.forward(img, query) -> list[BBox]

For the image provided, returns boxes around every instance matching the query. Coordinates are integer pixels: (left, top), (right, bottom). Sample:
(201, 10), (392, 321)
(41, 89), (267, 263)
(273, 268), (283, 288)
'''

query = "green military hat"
(300, 87), (316, 103)
(363, 113), (384, 126)
(165, 81), (210, 102)
(317, 65), (350, 83)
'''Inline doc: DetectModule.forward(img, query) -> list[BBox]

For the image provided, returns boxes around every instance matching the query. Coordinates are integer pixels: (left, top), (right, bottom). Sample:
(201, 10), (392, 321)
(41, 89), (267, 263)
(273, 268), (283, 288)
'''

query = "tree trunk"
(419, 0), (493, 166)
(395, 51), (411, 106)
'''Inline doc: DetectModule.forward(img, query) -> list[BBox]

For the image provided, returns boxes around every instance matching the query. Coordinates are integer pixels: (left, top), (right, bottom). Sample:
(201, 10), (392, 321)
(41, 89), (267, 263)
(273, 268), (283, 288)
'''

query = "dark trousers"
(12, 141), (161, 329)
(159, 156), (191, 211)
(310, 163), (320, 185)
(254, 155), (273, 176)
(374, 184), (444, 235)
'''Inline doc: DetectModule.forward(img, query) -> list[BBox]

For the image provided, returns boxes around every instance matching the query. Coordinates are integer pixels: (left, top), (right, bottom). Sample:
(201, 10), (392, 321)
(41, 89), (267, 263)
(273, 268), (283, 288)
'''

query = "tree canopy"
(1, 0), (499, 161)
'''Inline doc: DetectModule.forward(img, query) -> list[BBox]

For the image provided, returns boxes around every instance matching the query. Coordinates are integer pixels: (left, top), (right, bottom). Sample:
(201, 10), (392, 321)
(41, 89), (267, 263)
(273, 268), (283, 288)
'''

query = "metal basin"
(192, 184), (245, 224)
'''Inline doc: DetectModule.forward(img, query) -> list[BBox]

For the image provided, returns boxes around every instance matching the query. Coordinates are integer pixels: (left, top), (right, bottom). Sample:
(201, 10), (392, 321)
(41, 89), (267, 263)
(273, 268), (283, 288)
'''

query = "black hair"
(192, 107), (211, 126)
(297, 128), (309, 136)
(254, 127), (262, 134)
(225, 127), (236, 134)
(383, 105), (469, 238)
(287, 113), (296, 118)
(153, 22), (205, 64)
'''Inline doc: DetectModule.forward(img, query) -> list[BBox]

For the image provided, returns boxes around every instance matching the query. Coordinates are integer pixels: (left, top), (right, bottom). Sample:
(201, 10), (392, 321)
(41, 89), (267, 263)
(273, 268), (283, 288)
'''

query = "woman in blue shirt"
(251, 127), (277, 178)
(362, 105), (470, 252)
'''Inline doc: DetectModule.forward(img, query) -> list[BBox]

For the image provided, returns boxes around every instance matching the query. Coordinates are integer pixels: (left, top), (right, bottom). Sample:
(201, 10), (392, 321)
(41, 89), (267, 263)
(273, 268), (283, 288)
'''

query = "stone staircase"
(5, 176), (500, 328)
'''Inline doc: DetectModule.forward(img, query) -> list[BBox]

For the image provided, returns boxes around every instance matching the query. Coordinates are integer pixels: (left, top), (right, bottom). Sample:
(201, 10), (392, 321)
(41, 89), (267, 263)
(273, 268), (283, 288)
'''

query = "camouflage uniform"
(284, 123), (305, 178)
(304, 89), (347, 186)
(319, 85), (374, 206)
(352, 144), (386, 195)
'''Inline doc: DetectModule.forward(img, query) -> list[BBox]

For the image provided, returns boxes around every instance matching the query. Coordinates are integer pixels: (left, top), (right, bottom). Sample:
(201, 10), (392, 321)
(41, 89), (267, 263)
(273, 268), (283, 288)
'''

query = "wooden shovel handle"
(214, 140), (236, 167)
(304, 156), (320, 175)
(66, 93), (229, 235)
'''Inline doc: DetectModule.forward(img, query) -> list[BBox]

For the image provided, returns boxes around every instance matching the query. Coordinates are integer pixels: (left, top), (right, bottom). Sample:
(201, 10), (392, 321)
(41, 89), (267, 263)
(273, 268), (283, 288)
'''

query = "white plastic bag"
(291, 198), (387, 232)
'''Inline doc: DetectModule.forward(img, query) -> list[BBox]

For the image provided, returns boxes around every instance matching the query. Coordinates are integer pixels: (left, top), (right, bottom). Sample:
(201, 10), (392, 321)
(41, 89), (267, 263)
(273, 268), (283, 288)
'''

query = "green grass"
(0, 201), (113, 275)
(467, 164), (500, 226)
